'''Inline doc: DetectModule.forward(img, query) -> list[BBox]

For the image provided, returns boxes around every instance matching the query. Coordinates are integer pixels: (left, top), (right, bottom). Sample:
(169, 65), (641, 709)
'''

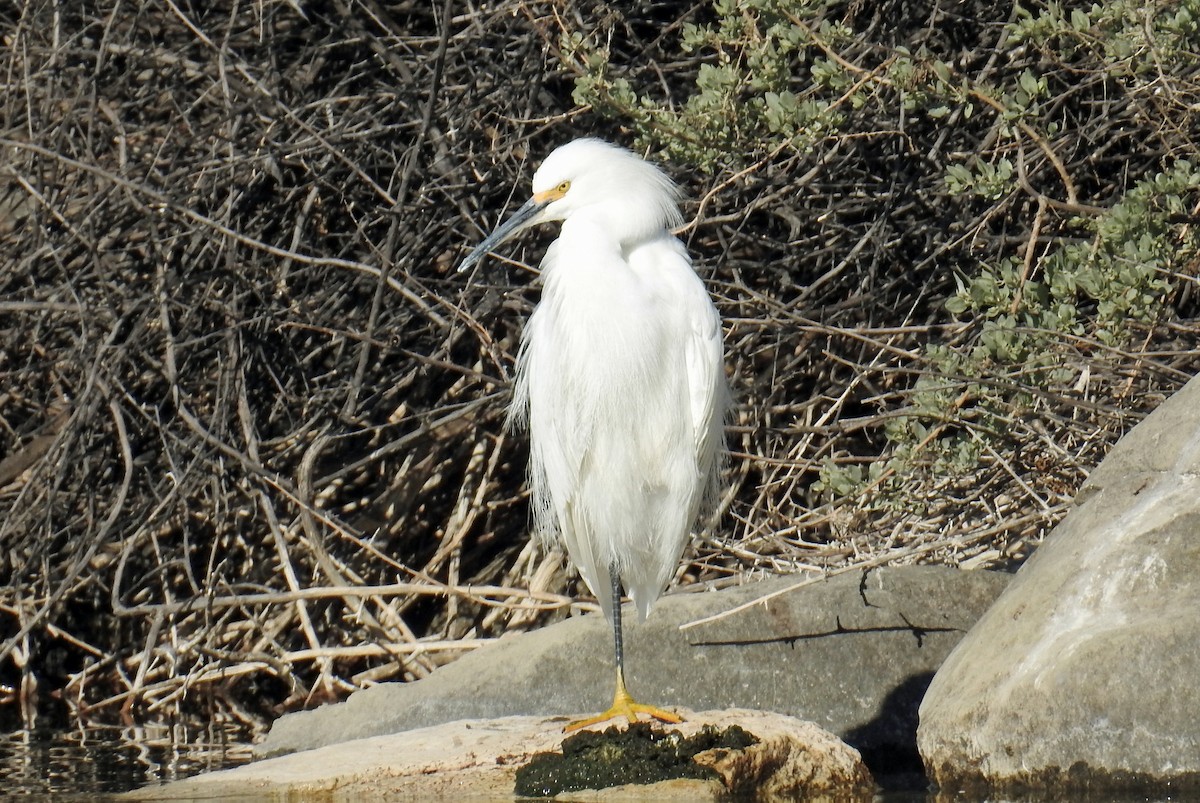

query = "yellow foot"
(564, 688), (683, 732)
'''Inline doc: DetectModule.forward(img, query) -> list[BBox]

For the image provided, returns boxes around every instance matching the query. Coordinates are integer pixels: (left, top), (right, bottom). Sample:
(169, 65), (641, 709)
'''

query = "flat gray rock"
(262, 564), (1009, 780)
(129, 710), (872, 802)
(918, 374), (1200, 795)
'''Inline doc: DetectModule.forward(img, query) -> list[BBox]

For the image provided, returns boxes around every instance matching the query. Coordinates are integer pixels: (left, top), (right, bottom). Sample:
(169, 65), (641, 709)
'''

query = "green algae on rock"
(514, 722), (756, 797)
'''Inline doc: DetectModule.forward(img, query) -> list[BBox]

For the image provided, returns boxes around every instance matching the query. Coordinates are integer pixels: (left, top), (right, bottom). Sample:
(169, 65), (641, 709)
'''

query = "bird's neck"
(563, 203), (674, 253)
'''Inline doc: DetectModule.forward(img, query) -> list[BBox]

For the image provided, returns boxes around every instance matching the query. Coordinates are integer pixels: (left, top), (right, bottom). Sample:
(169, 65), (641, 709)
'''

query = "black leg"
(609, 563), (625, 685)
(563, 562), (681, 730)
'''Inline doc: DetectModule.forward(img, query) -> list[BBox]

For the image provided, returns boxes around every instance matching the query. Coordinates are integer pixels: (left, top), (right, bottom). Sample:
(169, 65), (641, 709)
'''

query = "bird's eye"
(556, 180), (571, 194)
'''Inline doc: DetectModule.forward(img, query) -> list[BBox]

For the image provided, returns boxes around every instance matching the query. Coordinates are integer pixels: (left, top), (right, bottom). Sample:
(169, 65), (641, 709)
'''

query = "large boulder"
(261, 565), (1008, 783)
(918, 374), (1200, 795)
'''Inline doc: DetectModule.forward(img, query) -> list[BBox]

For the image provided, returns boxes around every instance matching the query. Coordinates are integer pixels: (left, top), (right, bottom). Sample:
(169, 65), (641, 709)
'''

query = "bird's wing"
(686, 285), (726, 462)
(646, 238), (727, 467)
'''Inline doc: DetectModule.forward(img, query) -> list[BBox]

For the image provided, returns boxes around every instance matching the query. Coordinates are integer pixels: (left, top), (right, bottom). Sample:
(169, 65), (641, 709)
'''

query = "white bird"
(460, 139), (726, 730)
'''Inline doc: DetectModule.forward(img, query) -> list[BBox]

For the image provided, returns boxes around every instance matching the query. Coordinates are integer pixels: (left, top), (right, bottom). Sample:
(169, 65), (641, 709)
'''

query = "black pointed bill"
(457, 195), (553, 273)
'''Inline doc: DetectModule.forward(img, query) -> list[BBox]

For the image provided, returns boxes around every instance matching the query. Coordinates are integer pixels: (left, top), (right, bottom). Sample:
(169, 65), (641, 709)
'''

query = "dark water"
(0, 722), (255, 798)
(0, 724), (1191, 801)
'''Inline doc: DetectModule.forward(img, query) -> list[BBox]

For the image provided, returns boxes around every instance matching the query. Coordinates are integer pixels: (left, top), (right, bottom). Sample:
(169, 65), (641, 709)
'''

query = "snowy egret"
(460, 138), (727, 730)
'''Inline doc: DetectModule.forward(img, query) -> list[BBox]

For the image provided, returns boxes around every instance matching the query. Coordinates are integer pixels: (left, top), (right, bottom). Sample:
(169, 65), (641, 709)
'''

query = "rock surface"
(918, 374), (1200, 795)
(126, 710), (873, 802)
(261, 565), (1009, 782)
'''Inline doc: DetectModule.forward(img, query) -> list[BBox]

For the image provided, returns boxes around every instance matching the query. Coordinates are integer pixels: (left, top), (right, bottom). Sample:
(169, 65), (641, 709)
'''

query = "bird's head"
(458, 139), (683, 272)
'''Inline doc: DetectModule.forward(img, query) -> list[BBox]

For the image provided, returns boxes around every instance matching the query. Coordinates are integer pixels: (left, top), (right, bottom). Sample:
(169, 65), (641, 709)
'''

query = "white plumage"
(460, 138), (726, 727)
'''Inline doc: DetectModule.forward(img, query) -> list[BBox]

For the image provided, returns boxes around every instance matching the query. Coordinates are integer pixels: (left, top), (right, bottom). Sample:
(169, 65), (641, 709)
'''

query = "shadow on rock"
(844, 671), (934, 792)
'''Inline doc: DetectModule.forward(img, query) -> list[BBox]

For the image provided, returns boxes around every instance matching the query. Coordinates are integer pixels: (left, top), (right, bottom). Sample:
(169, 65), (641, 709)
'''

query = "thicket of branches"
(1, 0), (1197, 731)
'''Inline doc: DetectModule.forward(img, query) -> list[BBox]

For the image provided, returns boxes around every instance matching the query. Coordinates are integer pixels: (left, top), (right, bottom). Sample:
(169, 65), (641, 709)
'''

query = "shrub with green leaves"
(564, 0), (859, 170)
(950, 161), (1197, 349)
(560, 0), (1199, 531)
